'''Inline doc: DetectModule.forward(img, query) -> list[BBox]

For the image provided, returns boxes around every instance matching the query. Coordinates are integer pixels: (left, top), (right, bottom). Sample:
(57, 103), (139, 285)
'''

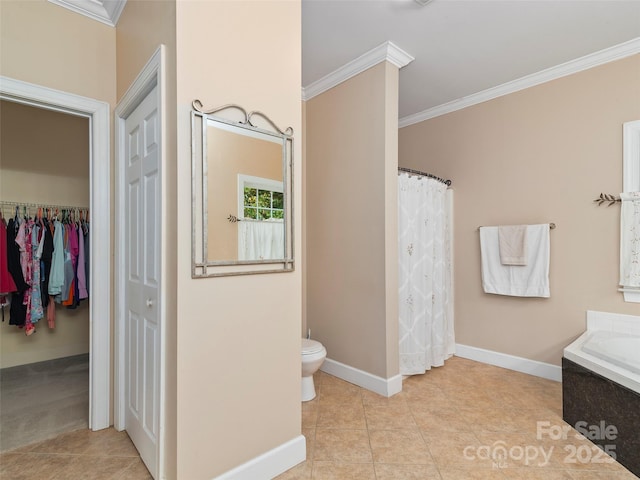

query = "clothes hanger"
(38, 207), (45, 229)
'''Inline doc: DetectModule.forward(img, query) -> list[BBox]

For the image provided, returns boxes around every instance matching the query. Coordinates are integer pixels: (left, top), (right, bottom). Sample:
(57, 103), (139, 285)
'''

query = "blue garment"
(55, 226), (73, 303)
(30, 223), (44, 323)
(48, 221), (65, 296)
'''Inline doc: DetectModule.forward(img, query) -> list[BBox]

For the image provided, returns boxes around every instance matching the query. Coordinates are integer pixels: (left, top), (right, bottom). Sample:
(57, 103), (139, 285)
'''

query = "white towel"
(498, 225), (527, 265)
(480, 224), (550, 297)
(620, 192), (640, 288)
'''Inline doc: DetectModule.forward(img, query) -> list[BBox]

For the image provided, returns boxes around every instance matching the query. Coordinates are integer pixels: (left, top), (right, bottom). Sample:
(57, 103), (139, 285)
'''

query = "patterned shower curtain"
(398, 172), (454, 375)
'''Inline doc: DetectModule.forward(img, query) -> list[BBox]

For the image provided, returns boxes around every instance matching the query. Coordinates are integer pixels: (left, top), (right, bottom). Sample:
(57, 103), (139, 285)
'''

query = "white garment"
(480, 224), (550, 297)
(620, 192), (640, 288)
(398, 173), (454, 375)
(238, 219), (284, 261)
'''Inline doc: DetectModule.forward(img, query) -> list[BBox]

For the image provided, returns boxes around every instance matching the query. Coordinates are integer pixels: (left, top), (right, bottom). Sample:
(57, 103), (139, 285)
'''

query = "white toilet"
(301, 338), (326, 401)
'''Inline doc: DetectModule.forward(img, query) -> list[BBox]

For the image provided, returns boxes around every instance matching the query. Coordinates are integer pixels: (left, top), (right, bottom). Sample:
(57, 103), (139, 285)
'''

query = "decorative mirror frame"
(191, 100), (294, 277)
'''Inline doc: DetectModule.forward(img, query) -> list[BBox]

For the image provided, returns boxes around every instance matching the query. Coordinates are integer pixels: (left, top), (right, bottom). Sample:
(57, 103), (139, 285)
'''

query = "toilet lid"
(302, 338), (324, 355)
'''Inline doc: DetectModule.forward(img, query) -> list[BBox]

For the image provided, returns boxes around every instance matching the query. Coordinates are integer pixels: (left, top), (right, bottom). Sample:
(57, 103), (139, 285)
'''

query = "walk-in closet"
(0, 100), (91, 452)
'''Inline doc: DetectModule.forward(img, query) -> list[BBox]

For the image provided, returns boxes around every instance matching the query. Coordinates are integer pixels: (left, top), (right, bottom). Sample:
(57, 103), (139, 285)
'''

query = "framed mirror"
(191, 100), (294, 277)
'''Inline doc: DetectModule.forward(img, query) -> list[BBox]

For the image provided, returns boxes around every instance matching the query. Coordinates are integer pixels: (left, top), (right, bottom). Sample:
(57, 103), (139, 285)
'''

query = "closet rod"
(398, 167), (452, 187)
(0, 200), (89, 216)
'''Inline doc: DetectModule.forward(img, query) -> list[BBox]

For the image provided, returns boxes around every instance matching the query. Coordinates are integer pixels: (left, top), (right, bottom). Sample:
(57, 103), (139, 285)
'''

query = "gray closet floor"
(0, 354), (89, 452)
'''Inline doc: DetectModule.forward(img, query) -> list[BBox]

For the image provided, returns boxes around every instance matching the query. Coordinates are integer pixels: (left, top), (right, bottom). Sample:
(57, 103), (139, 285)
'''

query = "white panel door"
(124, 85), (160, 479)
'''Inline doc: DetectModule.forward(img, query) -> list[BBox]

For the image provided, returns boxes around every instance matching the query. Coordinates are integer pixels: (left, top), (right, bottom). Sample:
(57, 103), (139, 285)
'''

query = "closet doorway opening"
(0, 77), (111, 449)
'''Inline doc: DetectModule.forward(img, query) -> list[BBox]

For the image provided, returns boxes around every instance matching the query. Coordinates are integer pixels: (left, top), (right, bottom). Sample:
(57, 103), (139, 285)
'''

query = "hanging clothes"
(6, 217), (28, 292)
(0, 218), (17, 295)
(60, 224), (75, 306)
(83, 223), (90, 294)
(48, 220), (65, 297)
(18, 218), (35, 335)
(0, 217), (17, 323)
(39, 217), (54, 308)
(1, 204), (91, 334)
(29, 221), (44, 324)
(7, 217), (28, 327)
(77, 223), (88, 300)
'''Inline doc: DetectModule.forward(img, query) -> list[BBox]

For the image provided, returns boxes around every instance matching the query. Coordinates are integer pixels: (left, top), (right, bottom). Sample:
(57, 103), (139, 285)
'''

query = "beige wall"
(115, 1), (178, 478)
(175, 1), (302, 478)
(116, 0), (176, 101)
(305, 62), (400, 379)
(0, 0), (115, 104)
(0, 102), (90, 369)
(399, 55), (640, 366)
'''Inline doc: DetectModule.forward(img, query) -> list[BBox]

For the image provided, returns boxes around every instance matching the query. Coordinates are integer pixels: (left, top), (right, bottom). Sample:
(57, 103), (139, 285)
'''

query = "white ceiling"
(50, 0), (640, 122)
(302, 0), (640, 121)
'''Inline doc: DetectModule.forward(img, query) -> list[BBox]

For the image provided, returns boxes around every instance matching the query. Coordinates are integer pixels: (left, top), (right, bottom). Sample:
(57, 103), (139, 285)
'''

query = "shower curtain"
(398, 172), (454, 375)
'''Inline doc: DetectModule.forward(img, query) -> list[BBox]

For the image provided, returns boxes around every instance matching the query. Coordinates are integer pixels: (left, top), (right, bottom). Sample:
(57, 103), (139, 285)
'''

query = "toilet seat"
(302, 338), (324, 355)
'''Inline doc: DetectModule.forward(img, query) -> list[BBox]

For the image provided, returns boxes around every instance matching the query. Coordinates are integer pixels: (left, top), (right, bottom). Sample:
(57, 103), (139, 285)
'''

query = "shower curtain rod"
(398, 167), (452, 186)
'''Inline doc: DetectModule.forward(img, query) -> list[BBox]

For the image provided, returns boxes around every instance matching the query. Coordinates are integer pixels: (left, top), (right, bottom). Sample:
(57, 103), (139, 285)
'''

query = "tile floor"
(0, 428), (151, 480)
(1, 357), (636, 479)
(277, 356), (638, 480)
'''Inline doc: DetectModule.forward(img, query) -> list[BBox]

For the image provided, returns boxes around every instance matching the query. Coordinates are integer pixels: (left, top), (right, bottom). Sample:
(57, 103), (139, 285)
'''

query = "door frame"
(114, 45), (166, 477)
(0, 76), (111, 430)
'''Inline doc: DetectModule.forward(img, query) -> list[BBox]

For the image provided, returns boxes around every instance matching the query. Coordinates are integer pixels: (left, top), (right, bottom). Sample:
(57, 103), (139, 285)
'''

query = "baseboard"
(214, 435), (306, 480)
(321, 358), (403, 397)
(455, 343), (562, 382)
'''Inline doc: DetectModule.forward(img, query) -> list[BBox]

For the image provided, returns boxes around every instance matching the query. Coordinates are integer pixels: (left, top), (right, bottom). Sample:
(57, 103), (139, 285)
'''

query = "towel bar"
(477, 223), (556, 231)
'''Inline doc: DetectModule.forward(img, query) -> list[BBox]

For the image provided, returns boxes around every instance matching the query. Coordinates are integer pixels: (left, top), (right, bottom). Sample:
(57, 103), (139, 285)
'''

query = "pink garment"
(0, 220), (17, 294)
(77, 225), (88, 299)
(20, 220), (34, 336)
(68, 224), (79, 270)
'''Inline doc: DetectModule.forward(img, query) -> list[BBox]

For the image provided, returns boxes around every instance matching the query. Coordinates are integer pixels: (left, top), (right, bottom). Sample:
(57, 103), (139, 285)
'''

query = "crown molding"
(302, 41), (414, 101)
(48, 0), (127, 27)
(399, 37), (640, 128)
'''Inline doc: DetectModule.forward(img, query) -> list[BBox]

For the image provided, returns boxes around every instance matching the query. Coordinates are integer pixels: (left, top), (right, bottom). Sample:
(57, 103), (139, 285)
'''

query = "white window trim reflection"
(237, 174), (284, 221)
(621, 120), (640, 303)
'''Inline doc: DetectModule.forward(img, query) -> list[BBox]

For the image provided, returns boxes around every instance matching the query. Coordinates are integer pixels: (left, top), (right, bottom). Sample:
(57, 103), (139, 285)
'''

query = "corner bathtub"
(563, 326), (640, 477)
(563, 330), (640, 395)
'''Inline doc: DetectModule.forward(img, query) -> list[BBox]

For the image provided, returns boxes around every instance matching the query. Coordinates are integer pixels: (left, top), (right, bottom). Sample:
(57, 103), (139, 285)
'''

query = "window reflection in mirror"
(206, 121), (284, 261)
